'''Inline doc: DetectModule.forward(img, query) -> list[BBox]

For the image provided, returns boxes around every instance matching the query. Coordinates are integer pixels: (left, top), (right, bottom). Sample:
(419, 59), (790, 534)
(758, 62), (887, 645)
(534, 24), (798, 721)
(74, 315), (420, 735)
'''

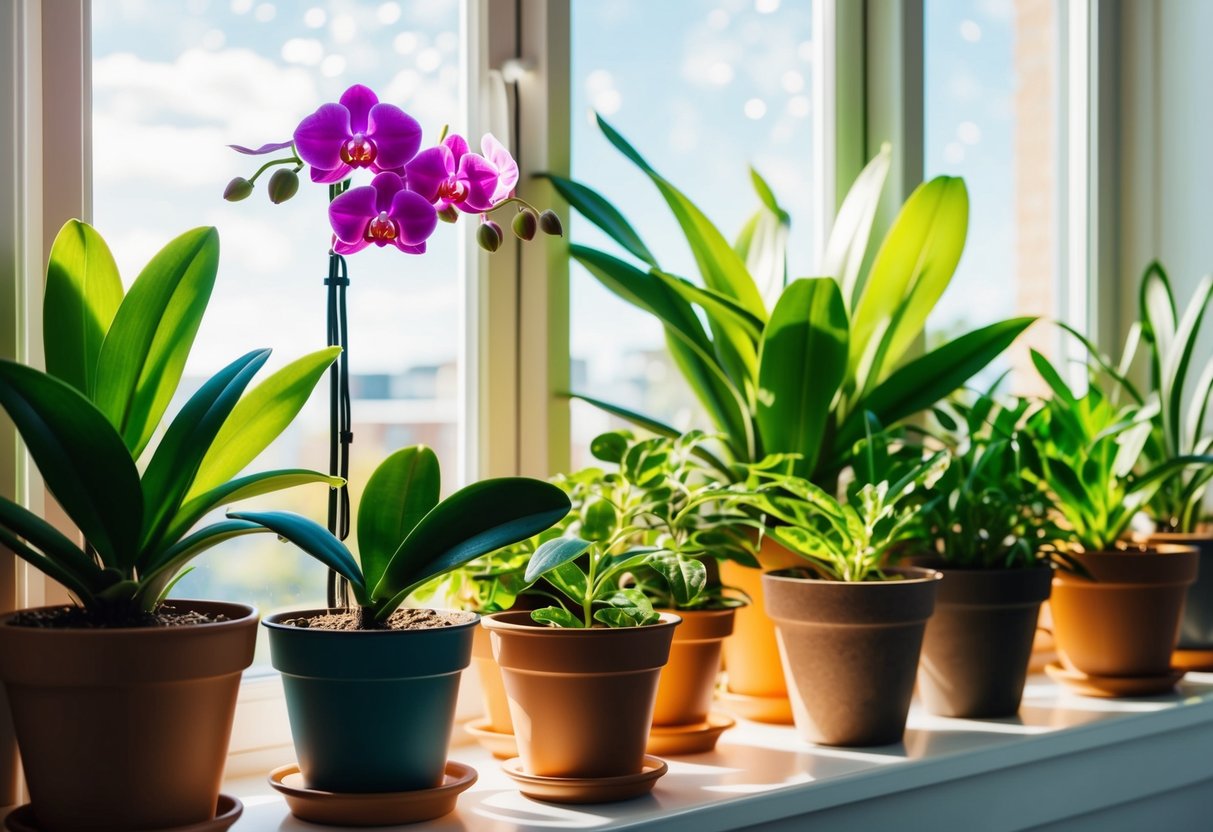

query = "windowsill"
(226, 671), (1213, 831)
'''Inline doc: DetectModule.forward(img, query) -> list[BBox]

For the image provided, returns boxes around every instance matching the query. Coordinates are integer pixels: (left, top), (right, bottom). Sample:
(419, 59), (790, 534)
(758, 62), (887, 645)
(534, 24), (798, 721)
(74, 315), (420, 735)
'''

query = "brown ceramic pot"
(0, 600), (257, 832)
(719, 537), (800, 706)
(763, 567), (940, 747)
(652, 607), (735, 726)
(482, 611), (678, 778)
(1050, 546), (1198, 677)
(916, 563), (1053, 717)
(471, 624), (512, 733)
(1148, 533), (1213, 651)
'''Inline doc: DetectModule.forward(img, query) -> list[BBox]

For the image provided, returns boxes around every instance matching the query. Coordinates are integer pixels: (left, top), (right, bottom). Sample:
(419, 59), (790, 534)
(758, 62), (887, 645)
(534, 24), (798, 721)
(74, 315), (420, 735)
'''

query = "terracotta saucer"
(501, 755), (668, 804)
(1173, 648), (1213, 673)
(647, 712), (736, 755)
(716, 688), (794, 724)
(268, 760), (477, 826)
(465, 717), (519, 759)
(1045, 661), (1186, 698)
(4, 796), (242, 832)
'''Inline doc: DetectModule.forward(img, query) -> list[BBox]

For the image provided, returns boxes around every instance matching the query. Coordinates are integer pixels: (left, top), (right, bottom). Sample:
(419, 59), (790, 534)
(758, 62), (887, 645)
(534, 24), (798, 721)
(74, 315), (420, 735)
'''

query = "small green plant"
(231, 446), (572, 627)
(0, 222), (341, 621)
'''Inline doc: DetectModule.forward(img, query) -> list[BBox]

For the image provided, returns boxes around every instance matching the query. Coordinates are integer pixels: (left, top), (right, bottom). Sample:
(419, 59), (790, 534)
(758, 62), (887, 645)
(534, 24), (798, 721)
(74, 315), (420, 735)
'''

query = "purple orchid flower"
(405, 133), (519, 214)
(293, 85), (423, 184)
(328, 172), (438, 255)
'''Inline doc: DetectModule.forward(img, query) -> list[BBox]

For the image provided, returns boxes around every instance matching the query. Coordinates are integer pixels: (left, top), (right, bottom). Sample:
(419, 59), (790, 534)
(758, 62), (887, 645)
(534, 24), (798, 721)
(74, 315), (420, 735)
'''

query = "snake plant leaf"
(596, 114), (766, 318)
(93, 226), (220, 458)
(375, 478), (572, 610)
(521, 535), (590, 585)
(0, 360), (142, 568)
(160, 469), (344, 556)
(138, 349), (271, 560)
(823, 144), (892, 310)
(756, 278), (849, 480)
(135, 518), (272, 610)
(43, 220), (124, 397)
(849, 176), (969, 389)
(357, 446), (441, 595)
(0, 496), (98, 585)
(186, 346), (341, 501)
(227, 510), (367, 600)
(0, 525), (97, 605)
(538, 173), (658, 267)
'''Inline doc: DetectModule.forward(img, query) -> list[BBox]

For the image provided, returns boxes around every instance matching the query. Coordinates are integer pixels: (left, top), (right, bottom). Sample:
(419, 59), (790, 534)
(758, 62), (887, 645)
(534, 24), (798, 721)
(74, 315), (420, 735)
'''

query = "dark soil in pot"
(1147, 533), (1213, 650)
(763, 567), (940, 747)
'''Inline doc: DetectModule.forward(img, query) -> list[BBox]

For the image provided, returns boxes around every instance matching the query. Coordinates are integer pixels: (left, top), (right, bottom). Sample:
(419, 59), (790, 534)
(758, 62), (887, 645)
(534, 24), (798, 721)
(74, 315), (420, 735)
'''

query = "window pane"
(91, 0), (464, 665)
(924, 0), (1060, 393)
(568, 0), (817, 468)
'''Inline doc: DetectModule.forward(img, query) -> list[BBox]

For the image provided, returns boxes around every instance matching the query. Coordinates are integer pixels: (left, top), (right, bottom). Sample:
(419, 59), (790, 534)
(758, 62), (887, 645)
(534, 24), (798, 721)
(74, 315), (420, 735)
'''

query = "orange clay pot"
(471, 624), (512, 733)
(652, 607), (735, 726)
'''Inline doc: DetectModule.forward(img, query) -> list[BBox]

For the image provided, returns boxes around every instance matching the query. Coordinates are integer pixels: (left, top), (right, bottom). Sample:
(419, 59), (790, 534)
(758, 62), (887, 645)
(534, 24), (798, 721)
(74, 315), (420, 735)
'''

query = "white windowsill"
(226, 671), (1213, 831)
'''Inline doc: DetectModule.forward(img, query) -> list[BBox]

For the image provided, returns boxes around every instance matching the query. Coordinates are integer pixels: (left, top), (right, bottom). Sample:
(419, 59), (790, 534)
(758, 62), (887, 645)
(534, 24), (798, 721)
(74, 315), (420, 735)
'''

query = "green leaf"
(651, 271), (764, 342)
(227, 510), (367, 600)
(531, 606), (584, 628)
(544, 560), (590, 605)
(373, 478), (572, 610)
(538, 173), (658, 267)
(43, 220), (124, 397)
(186, 346), (340, 500)
(524, 537), (593, 584)
(0, 525), (98, 605)
(0, 496), (98, 584)
(138, 349), (270, 561)
(650, 552), (707, 606)
(756, 278), (849, 479)
(134, 519), (267, 609)
(1030, 348), (1077, 404)
(93, 226), (220, 457)
(1163, 274), (1213, 453)
(357, 446), (441, 594)
(0, 361), (142, 568)
(749, 167), (790, 222)
(823, 144), (892, 309)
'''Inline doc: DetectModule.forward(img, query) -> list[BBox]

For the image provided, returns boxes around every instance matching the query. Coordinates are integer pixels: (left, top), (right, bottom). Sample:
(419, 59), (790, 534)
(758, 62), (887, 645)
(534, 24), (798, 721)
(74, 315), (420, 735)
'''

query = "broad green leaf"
(544, 560), (590, 605)
(186, 346), (340, 500)
(523, 537), (592, 584)
(227, 510), (367, 600)
(137, 349), (270, 561)
(0, 525), (97, 605)
(594, 607), (660, 627)
(357, 446), (441, 594)
(597, 115), (766, 317)
(756, 278), (849, 479)
(539, 173), (658, 267)
(531, 606), (584, 628)
(0, 496), (97, 584)
(650, 552), (707, 606)
(823, 144), (892, 309)
(93, 226), (220, 457)
(134, 519), (267, 609)
(850, 176), (969, 389)
(0, 361), (142, 567)
(43, 220), (124, 397)
(373, 478), (572, 609)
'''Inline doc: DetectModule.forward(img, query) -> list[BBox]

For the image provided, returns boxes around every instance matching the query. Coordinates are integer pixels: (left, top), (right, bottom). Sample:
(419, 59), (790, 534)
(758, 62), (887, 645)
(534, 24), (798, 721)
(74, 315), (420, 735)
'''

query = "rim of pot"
(481, 609), (682, 632)
(0, 599), (258, 633)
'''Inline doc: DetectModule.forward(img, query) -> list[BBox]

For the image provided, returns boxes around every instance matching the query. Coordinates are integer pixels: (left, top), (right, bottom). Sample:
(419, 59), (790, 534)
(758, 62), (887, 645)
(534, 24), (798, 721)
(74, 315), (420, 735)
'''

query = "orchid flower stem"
(484, 196), (541, 215)
(249, 156), (303, 183)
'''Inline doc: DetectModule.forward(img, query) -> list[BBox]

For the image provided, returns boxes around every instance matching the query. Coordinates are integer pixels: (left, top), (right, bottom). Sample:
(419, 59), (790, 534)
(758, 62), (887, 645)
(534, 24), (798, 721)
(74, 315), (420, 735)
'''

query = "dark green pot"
(264, 609), (478, 794)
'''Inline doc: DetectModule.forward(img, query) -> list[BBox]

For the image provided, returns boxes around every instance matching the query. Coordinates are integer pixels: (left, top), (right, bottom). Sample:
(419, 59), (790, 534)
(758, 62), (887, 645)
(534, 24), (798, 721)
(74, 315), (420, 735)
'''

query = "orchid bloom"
(293, 85), (423, 184)
(329, 172), (438, 255)
(405, 133), (519, 214)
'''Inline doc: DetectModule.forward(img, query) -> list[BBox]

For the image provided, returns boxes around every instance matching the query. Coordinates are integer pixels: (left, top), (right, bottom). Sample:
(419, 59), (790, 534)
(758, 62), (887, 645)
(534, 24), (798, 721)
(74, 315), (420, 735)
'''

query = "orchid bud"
(267, 169), (300, 204)
(512, 209), (538, 241)
(437, 205), (459, 224)
(223, 177), (254, 202)
(477, 220), (503, 253)
(538, 209), (563, 237)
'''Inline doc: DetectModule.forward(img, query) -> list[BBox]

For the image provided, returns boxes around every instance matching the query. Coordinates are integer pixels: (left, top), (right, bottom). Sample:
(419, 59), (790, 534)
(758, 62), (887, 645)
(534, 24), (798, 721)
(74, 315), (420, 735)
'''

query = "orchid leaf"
(357, 446), (441, 594)
(135, 519), (268, 609)
(539, 173), (657, 267)
(227, 510), (367, 600)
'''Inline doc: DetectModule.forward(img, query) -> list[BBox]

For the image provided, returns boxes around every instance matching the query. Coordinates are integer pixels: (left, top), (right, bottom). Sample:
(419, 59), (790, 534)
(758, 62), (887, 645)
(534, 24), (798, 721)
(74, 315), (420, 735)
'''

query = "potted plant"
(231, 445), (570, 819)
(546, 119), (1034, 719)
(0, 222), (340, 832)
(750, 445), (946, 746)
(911, 389), (1058, 717)
(1025, 349), (1202, 694)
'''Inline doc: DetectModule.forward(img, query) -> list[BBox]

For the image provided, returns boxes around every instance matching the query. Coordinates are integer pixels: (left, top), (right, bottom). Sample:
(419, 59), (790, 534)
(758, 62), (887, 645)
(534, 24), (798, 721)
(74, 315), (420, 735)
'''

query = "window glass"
(568, 0), (817, 468)
(924, 0), (1060, 393)
(92, 0), (464, 664)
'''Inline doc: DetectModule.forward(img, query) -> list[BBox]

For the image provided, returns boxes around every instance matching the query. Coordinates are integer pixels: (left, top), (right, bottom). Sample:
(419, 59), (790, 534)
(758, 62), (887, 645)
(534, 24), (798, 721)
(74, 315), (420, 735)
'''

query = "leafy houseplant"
(0, 222), (340, 832)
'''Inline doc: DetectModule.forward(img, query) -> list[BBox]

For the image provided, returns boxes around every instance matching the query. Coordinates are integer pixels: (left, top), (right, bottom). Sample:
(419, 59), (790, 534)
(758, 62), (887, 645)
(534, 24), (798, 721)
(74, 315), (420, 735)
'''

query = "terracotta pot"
(482, 611), (678, 778)
(652, 607), (735, 726)
(763, 567), (940, 747)
(1050, 546), (1198, 677)
(471, 624), (512, 733)
(1148, 533), (1213, 650)
(0, 600), (257, 832)
(719, 537), (801, 702)
(264, 609), (477, 794)
(916, 563), (1053, 717)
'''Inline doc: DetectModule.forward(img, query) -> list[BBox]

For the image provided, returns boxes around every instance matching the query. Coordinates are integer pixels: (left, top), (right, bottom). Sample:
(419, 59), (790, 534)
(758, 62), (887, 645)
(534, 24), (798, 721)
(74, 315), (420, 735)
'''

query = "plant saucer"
(465, 717), (519, 759)
(647, 712), (736, 755)
(4, 796), (242, 832)
(716, 687), (795, 724)
(268, 761), (477, 826)
(1173, 648), (1213, 673)
(501, 755), (668, 804)
(1045, 661), (1186, 698)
